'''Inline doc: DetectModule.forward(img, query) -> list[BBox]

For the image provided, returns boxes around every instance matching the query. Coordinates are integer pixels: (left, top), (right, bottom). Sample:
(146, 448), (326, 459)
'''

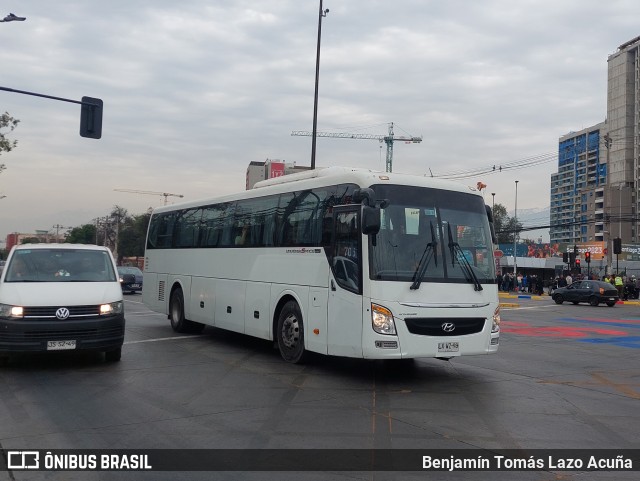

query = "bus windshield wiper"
(447, 223), (483, 291)
(410, 221), (438, 290)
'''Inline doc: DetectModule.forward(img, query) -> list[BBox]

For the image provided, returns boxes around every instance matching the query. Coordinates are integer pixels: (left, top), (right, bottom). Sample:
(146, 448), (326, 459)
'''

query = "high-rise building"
(550, 122), (608, 244)
(550, 35), (640, 250)
(606, 35), (640, 242)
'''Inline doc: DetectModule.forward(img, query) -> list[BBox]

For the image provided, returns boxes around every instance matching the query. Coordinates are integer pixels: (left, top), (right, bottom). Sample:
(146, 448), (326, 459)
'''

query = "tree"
(492, 203), (522, 244)
(0, 112), (19, 174)
(66, 224), (97, 244)
(118, 211), (151, 260)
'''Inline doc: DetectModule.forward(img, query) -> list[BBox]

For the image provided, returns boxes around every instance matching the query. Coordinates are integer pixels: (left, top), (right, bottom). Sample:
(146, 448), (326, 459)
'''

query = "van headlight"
(100, 301), (123, 315)
(0, 304), (23, 319)
(492, 306), (501, 333)
(371, 303), (396, 335)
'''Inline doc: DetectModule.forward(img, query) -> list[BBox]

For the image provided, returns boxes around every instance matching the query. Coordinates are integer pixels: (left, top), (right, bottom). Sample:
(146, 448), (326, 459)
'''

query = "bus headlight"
(0, 304), (23, 319)
(100, 301), (124, 315)
(492, 306), (501, 333)
(371, 303), (396, 335)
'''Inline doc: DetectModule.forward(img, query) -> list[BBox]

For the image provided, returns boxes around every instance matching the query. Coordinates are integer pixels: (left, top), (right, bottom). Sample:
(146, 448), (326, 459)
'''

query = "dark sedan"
(118, 266), (143, 294)
(552, 280), (619, 307)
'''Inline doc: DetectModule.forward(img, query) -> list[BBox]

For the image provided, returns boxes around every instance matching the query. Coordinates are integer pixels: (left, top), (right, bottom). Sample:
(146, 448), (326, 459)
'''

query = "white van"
(0, 244), (124, 364)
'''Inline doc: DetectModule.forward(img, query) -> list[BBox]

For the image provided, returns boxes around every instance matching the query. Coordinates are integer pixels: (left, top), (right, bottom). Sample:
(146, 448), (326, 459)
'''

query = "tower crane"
(291, 122), (422, 172)
(114, 189), (184, 206)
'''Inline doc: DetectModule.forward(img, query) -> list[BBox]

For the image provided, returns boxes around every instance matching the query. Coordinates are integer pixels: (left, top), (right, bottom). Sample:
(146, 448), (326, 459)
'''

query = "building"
(606, 35), (640, 243)
(550, 122), (608, 245)
(5, 231), (66, 251)
(550, 35), (640, 252)
(245, 159), (310, 190)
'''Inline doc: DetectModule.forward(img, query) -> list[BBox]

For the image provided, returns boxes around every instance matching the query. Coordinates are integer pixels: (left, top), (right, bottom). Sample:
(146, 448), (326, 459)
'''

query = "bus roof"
(151, 166), (482, 214)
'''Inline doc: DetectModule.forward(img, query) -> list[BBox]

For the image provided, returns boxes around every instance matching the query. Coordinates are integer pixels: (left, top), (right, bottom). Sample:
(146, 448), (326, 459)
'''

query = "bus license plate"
(438, 342), (459, 353)
(47, 340), (76, 351)
(131, 284), (140, 288)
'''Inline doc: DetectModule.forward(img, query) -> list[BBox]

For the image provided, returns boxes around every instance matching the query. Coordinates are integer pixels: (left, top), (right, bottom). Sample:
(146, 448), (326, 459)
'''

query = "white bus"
(142, 167), (500, 363)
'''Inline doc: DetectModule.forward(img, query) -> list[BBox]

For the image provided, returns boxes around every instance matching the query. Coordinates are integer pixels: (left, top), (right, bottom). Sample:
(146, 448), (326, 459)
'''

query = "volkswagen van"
(0, 244), (124, 364)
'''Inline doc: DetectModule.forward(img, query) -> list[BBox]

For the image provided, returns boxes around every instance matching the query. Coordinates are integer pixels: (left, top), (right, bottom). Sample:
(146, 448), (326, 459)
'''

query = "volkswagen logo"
(56, 307), (70, 320)
(441, 322), (455, 333)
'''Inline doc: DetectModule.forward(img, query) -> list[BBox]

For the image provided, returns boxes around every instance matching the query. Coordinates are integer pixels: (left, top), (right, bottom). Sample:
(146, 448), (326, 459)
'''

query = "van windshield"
(4, 249), (117, 283)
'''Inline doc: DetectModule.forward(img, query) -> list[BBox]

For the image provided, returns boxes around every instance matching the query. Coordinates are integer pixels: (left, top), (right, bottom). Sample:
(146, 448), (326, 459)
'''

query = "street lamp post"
(513, 181), (518, 278)
(0, 13), (26, 22)
(491, 192), (495, 212)
(310, 1), (329, 170)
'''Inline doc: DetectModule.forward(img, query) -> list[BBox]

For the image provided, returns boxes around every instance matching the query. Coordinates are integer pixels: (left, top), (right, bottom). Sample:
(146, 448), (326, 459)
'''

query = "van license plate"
(438, 342), (459, 353)
(47, 340), (76, 350)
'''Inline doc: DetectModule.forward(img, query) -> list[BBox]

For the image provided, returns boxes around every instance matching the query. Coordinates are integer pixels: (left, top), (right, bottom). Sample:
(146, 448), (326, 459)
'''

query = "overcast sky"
(1, 0), (639, 244)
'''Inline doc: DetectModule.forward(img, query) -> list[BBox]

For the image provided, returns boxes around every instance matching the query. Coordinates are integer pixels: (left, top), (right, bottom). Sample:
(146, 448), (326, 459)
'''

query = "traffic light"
(80, 96), (103, 139)
(585, 251), (591, 264)
(562, 252), (568, 263)
(613, 237), (622, 255)
(575, 259), (581, 269)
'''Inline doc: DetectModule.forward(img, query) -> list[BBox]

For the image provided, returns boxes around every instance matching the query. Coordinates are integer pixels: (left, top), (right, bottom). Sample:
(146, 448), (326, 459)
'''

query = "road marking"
(124, 335), (203, 345)
(501, 304), (556, 311)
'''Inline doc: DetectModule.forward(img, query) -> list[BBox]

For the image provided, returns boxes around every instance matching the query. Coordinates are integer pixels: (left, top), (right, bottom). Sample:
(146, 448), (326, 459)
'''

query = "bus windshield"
(369, 184), (495, 285)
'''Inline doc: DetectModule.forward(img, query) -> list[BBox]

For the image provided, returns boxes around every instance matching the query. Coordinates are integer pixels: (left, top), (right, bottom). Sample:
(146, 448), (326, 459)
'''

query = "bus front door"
(327, 207), (364, 357)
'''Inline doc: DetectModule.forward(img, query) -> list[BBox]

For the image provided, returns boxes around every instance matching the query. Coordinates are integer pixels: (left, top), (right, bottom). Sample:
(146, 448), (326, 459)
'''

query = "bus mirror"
(362, 206), (381, 235)
(353, 188), (375, 206)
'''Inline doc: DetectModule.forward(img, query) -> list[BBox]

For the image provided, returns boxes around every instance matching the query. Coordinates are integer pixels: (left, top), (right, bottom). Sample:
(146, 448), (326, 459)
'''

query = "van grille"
(22, 305), (102, 319)
(0, 325), (124, 342)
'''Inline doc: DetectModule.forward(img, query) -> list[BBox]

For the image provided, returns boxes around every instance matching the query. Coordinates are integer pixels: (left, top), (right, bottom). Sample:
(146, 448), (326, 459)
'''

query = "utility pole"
(310, 0), (329, 170)
(513, 181), (518, 278)
(52, 224), (66, 242)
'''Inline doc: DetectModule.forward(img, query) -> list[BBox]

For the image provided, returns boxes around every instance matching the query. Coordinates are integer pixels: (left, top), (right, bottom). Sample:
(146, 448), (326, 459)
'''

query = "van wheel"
(105, 347), (122, 362)
(589, 296), (599, 307)
(170, 288), (205, 333)
(277, 301), (307, 364)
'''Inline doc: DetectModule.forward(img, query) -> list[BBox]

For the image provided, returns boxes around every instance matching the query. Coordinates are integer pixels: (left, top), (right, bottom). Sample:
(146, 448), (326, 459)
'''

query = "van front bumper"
(0, 314), (125, 353)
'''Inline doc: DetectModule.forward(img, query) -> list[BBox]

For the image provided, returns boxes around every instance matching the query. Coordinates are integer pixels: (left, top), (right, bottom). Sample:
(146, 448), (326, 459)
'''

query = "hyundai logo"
(56, 307), (70, 320)
(441, 322), (455, 333)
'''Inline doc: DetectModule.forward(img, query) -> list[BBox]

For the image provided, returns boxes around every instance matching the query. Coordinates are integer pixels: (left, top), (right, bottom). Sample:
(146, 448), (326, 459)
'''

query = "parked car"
(552, 280), (619, 307)
(118, 266), (143, 294)
(0, 244), (124, 364)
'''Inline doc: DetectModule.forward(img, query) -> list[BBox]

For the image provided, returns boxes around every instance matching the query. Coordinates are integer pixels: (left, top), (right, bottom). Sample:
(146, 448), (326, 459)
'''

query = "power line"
(433, 152), (557, 180)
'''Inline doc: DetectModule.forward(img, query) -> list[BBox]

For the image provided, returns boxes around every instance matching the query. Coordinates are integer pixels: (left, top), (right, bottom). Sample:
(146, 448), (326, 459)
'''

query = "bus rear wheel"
(277, 301), (307, 364)
(170, 288), (205, 333)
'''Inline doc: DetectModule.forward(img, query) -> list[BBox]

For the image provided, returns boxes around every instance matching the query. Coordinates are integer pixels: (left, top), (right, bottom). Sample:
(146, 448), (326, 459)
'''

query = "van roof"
(12, 244), (110, 252)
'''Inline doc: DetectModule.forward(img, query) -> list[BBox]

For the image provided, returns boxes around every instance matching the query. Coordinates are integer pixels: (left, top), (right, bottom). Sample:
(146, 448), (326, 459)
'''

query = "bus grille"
(404, 317), (486, 336)
(158, 280), (166, 302)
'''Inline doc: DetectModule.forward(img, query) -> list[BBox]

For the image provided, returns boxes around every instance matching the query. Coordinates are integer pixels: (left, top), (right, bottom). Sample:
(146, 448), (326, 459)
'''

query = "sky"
(1, 0), (640, 245)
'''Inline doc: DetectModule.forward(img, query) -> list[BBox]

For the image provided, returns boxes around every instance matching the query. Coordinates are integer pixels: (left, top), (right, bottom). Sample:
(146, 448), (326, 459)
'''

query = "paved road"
(0, 295), (638, 480)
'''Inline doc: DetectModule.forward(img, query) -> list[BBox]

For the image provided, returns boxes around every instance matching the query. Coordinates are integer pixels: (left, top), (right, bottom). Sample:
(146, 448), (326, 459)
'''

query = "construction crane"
(291, 122), (422, 172)
(114, 189), (184, 206)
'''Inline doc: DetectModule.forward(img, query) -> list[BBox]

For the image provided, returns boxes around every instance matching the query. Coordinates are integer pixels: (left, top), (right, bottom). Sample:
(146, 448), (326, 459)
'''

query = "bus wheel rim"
(282, 314), (300, 349)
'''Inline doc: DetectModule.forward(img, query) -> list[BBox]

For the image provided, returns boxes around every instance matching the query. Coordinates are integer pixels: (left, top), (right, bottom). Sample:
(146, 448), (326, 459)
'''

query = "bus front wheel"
(277, 301), (307, 364)
(170, 288), (205, 333)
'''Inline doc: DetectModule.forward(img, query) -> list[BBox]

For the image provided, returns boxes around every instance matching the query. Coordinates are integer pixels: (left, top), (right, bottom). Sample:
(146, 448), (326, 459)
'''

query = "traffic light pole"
(0, 85), (102, 138)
